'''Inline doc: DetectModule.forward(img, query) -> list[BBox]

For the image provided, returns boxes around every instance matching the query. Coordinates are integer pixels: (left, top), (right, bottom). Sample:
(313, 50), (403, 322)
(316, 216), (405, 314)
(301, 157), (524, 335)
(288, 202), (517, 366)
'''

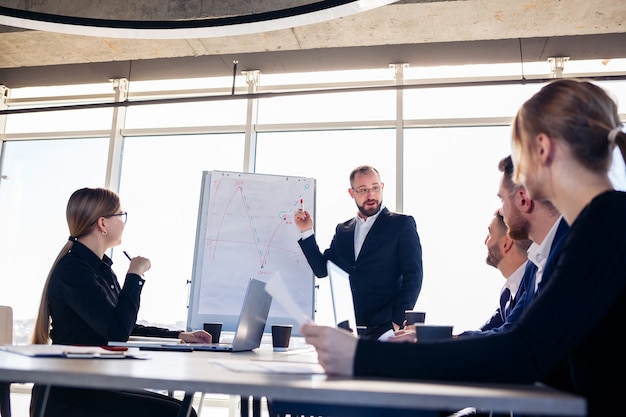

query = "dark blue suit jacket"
(476, 265), (529, 332)
(298, 207), (423, 339)
(461, 218), (570, 337)
(508, 218), (570, 325)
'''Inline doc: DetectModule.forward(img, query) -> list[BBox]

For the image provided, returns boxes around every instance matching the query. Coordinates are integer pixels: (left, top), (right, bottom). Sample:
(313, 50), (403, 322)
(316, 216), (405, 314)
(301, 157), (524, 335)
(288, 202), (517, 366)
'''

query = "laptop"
(198, 277), (272, 351)
(109, 277), (272, 352)
(327, 261), (358, 335)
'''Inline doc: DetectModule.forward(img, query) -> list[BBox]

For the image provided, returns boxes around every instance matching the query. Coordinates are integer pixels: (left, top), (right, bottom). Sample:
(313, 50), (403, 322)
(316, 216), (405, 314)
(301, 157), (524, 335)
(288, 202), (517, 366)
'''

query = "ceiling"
(0, 0), (625, 88)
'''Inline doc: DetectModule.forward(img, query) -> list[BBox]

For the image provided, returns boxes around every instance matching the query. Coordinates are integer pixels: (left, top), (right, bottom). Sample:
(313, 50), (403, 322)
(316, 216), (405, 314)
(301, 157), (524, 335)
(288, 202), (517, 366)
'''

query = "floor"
(8, 385), (268, 417)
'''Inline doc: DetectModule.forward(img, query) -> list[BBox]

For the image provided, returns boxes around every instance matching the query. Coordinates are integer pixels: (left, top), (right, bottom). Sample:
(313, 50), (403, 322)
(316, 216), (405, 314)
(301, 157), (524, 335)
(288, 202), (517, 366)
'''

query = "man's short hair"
(349, 165), (380, 185)
(497, 155), (520, 197)
(498, 155), (559, 216)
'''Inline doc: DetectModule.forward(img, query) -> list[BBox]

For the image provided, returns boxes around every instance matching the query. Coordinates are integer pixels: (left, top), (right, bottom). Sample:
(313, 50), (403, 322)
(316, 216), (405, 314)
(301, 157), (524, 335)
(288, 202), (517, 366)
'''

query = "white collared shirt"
(505, 261), (526, 299)
(353, 206), (383, 259)
(527, 216), (563, 292)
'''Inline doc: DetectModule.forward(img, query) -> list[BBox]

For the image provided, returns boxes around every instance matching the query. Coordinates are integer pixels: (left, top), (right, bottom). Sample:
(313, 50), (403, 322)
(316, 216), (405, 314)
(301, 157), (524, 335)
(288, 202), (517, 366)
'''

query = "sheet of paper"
(377, 328), (396, 342)
(265, 272), (310, 326)
(214, 360), (325, 375)
(1, 344), (147, 359)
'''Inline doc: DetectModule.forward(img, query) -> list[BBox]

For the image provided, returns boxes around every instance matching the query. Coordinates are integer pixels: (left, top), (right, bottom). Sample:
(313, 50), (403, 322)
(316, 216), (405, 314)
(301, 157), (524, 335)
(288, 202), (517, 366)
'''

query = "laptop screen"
(327, 261), (358, 334)
(229, 277), (273, 351)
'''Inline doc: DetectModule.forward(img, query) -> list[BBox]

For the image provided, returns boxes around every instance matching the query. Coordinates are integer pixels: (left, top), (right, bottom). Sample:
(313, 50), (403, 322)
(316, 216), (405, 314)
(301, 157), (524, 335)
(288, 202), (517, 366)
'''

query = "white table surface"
(0, 343), (586, 416)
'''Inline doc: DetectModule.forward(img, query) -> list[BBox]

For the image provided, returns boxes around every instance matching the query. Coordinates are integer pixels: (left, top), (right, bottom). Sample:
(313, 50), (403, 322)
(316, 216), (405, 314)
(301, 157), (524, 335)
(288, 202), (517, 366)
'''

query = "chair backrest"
(0, 306), (13, 345)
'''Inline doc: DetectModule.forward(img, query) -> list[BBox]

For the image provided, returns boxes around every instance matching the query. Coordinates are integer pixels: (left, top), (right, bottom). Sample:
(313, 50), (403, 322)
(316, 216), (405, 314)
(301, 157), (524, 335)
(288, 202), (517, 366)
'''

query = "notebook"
(109, 277), (272, 352)
(327, 260), (358, 335)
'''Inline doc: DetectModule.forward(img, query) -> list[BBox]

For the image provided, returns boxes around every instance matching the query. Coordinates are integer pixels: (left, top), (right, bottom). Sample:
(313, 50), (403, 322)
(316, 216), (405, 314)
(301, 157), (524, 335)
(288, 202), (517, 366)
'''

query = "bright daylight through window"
(0, 58), (625, 344)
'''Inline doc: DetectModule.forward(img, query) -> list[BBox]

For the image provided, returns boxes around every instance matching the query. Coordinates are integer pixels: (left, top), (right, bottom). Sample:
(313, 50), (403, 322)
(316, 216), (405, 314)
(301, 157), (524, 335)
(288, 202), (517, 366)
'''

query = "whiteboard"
(187, 171), (316, 335)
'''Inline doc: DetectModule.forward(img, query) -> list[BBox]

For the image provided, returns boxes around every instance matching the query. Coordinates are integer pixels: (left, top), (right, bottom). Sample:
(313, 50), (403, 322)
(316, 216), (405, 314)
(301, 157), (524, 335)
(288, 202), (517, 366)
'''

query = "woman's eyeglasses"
(102, 211), (128, 224)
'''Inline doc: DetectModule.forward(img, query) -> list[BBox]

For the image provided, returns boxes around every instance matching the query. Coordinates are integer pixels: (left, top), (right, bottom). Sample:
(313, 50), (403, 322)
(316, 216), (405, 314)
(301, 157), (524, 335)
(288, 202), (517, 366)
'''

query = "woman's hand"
(179, 330), (212, 344)
(301, 323), (357, 376)
(128, 256), (151, 276)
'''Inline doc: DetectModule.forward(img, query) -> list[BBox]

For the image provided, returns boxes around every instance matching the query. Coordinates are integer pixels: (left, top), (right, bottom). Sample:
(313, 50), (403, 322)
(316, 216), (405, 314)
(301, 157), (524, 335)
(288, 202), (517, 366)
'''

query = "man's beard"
(507, 207), (531, 241)
(357, 199), (381, 217)
(486, 244), (502, 268)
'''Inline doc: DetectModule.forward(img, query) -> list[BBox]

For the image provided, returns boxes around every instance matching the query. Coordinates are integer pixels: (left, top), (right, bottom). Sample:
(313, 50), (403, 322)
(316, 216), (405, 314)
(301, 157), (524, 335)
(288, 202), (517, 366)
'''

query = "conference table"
(0, 341), (586, 417)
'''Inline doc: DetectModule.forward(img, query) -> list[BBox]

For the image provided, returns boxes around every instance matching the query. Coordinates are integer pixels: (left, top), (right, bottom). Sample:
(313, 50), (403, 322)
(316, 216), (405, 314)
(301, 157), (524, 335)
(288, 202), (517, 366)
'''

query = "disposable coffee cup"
(271, 324), (292, 352)
(414, 324), (453, 343)
(203, 322), (222, 344)
(405, 310), (426, 326)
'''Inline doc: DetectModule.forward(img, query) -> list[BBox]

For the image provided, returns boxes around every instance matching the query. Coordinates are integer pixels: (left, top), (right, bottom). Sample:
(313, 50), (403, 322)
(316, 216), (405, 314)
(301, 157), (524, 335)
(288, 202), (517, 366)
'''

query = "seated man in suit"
(473, 155), (569, 336)
(395, 155), (570, 417)
(463, 209), (531, 335)
(393, 156), (565, 343)
(293, 165), (423, 340)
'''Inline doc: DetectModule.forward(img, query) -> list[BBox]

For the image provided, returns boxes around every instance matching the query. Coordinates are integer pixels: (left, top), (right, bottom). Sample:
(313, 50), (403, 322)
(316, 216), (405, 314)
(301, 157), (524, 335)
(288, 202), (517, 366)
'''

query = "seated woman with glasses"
(30, 187), (211, 417)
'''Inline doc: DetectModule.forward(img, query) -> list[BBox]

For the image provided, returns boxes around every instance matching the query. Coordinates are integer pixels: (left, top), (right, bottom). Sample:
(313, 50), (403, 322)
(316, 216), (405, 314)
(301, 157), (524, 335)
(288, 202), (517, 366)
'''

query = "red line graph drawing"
(206, 177), (307, 270)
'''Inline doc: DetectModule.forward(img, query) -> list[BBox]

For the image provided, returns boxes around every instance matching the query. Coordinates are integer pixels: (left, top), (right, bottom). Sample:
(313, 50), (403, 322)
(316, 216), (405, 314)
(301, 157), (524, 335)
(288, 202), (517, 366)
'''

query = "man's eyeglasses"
(103, 211), (128, 224)
(351, 185), (382, 195)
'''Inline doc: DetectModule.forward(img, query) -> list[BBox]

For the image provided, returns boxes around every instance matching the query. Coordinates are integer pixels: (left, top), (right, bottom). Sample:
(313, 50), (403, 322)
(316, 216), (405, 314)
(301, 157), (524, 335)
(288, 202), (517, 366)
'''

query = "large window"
(257, 90), (395, 124)
(118, 134), (245, 327)
(4, 83), (115, 134)
(404, 84), (541, 120)
(255, 129), (396, 325)
(0, 138), (109, 342)
(404, 126), (513, 331)
(1, 60), (625, 343)
(125, 101), (247, 129)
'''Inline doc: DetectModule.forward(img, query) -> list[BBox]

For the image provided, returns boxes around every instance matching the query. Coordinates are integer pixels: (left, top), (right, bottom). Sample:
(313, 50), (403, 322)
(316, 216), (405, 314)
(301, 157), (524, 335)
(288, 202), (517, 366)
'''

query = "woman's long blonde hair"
(31, 188), (121, 344)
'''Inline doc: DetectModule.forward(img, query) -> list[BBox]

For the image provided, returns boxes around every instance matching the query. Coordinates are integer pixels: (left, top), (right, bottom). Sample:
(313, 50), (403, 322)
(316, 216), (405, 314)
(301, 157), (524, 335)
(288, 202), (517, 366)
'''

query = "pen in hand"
(123, 250), (145, 277)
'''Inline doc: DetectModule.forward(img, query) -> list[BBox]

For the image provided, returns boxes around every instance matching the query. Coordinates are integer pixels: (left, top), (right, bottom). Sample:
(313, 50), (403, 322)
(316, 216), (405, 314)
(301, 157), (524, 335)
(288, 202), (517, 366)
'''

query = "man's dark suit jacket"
(298, 207), (423, 339)
(477, 266), (528, 332)
(504, 217), (570, 328)
(460, 217), (570, 338)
